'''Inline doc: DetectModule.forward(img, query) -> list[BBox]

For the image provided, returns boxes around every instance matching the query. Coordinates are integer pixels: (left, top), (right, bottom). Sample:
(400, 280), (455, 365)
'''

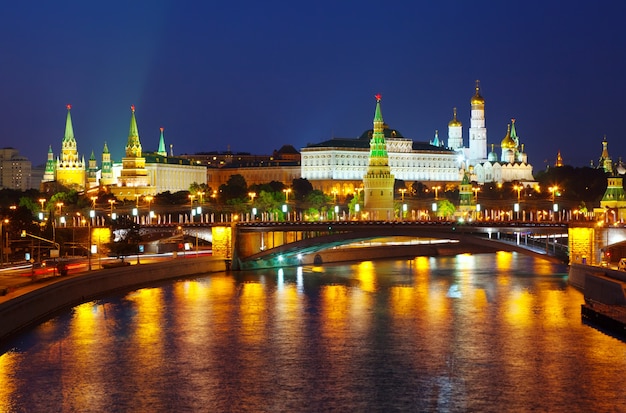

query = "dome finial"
(66, 104), (72, 111)
(375, 93), (382, 102)
(131, 104), (135, 113)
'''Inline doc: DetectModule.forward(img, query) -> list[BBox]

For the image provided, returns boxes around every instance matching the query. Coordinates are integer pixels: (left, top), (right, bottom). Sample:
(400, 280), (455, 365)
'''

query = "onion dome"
(448, 107), (462, 127)
(501, 124), (516, 149)
(470, 80), (485, 105)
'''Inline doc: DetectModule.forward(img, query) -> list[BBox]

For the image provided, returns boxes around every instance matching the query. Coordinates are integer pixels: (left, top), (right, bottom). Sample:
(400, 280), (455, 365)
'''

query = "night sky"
(1, 1), (625, 170)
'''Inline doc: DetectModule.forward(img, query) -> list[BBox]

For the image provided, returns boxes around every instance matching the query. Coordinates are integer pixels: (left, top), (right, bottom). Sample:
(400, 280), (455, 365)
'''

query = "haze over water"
(1, 252), (625, 412)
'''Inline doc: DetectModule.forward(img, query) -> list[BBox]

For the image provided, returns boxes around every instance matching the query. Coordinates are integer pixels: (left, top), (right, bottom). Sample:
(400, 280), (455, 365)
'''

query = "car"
(618, 258), (626, 271)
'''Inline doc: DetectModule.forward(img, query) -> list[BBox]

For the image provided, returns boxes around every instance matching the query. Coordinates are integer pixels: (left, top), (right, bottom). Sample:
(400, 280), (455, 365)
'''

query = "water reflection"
(2, 253), (626, 411)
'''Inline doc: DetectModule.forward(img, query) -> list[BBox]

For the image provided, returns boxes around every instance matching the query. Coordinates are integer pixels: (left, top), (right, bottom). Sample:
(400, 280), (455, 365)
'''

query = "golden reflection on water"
(355, 261), (376, 293)
(0, 352), (20, 411)
(239, 281), (266, 344)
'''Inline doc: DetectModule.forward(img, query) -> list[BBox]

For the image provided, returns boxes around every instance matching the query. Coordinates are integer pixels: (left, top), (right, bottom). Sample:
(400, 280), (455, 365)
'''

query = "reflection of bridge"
(229, 221), (571, 270)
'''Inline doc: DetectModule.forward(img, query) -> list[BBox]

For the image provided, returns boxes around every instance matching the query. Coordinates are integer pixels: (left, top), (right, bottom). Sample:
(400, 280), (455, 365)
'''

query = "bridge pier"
(569, 223), (626, 266)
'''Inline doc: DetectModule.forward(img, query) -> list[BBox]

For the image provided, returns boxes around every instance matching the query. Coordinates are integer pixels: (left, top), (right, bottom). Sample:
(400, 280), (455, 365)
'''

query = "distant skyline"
(1, 1), (625, 169)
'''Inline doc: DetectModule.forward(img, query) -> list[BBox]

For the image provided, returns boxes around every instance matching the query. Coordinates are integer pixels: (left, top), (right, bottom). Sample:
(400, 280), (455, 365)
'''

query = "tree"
(436, 199), (456, 220)
(292, 178), (313, 201)
(107, 216), (141, 260)
(219, 174), (248, 202)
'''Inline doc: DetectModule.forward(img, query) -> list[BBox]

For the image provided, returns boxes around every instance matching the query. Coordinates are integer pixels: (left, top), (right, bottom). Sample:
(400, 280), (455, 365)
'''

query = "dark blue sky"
(1, 1), (625, 170)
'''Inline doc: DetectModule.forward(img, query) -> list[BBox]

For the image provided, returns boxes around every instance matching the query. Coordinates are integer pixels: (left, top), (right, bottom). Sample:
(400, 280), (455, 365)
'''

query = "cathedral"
(301, 81), (536, 194)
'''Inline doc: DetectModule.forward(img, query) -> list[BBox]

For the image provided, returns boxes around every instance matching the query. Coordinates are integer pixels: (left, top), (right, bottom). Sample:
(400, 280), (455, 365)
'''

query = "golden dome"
(501, 124), (516, 149)
(470, 80), (485, 105)
(448, 107), (462, 127)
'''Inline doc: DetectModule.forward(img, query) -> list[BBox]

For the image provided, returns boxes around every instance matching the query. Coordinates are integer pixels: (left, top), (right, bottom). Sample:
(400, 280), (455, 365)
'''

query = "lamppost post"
(399, 188), (406, 202)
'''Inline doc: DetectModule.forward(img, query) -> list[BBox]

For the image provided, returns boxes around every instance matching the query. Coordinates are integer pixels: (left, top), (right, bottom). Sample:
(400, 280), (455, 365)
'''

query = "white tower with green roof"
(100, 142), (114, 186)
(363, 94), (395, 220)
(42, 145), (56, 183)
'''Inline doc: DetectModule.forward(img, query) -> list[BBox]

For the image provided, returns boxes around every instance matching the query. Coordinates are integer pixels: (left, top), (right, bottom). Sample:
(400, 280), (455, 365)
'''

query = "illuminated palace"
(42, 105), (206, 199)
(301, 81), (535, 195)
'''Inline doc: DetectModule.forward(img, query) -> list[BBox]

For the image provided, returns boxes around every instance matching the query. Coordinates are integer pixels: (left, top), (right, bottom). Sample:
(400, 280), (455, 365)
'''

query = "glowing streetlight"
(432, 186), (441, 200)
(513, 184), (522, 201)
(248, 192), (257, 203)
(283, 188), (292, 202)
(197, 191), (205, 204)
(399, 188), (407, 202)
(145, 196), (154, 223)
(90, 196), (98, 209)
(39, 198), (46, 211)
(472, 187), (480, 202)
(108, 199), (116, 216)
(549, 185), (559, 203)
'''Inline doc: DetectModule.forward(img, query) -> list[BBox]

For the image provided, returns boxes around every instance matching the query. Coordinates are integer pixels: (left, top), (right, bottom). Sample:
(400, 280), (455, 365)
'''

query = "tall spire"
(363, 94), (395, 220)
(125, 105), (142, 157)
(64, 104), (75, 143)
(157, 127), (167, 156)
(369, 94), (389, 165)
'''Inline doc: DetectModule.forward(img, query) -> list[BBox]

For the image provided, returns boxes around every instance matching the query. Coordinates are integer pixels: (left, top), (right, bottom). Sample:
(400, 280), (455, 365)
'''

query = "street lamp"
(283, 188), (291, 202)
(399, 188), (407, 202)
(145, 195), (154, 223)
(56, 202), (64, 226)
(188, 194), (196, 222)
(90, 196), (98, 209)
(248, 192), (257, 203)
(472, 186), (480, 202)
(197, 191), (205, 204)
(513, 184), (522, 201)
(433, 186), (441, 200)
(549, 185), (559, 203)
(108, 199), (116, 218)
(39, 198), (46, 212)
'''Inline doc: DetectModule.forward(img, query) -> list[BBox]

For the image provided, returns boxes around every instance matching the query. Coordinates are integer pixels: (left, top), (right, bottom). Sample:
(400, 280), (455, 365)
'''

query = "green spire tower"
(100, 142), (114, 186)
(87, 150), (98, 186)
(157, 127), (167, 156)
(55, 104), (86, 189)
(116, 105), (150, 194)
(363, 94), (395, 220)
(42, 145), (56, 183)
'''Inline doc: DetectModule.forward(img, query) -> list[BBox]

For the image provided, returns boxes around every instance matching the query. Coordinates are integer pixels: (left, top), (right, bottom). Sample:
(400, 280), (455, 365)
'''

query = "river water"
(1, 252), (625, 412)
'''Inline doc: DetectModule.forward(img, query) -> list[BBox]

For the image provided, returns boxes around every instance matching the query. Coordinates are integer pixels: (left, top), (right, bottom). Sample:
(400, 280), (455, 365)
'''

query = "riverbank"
(0, 256), (226, 344)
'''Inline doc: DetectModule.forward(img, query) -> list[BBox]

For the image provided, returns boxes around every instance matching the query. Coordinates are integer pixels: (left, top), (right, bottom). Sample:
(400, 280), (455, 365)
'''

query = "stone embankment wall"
(569, 263), (626, 304)
(0, 257), (226, 343)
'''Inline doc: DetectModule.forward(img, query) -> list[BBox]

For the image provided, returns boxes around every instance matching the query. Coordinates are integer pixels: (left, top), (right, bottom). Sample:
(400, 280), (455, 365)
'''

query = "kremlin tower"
(468, 80), (487, 165)
(55, 105), (86, 189)
(363, 94), (395, 220)
(100, 142), (114, 186)
(111, 105), (151, 199)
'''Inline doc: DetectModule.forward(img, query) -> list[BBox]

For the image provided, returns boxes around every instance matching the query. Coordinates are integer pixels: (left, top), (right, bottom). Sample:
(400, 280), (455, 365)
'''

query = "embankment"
(0, 257), (226, 344)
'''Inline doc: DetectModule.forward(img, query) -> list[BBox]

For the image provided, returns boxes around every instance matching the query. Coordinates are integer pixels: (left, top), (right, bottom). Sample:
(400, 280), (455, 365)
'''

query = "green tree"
(436, 199), (456, 219)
